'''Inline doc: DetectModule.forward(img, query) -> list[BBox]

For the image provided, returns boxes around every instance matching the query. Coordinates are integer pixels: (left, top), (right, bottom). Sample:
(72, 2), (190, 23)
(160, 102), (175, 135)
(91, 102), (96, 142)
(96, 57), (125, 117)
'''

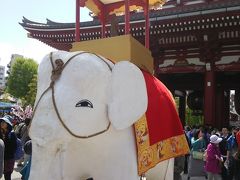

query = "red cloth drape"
(142, 71), (184, 145)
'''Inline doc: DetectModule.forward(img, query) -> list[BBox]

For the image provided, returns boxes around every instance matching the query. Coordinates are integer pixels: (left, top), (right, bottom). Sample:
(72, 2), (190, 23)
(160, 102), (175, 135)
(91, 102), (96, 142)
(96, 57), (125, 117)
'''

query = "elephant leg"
(29, 142), (66, 180)
(145, 158), (174, 180)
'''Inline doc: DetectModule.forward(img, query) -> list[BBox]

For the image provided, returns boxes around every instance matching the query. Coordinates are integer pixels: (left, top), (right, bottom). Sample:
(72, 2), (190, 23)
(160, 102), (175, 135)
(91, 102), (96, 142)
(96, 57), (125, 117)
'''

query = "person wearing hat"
(204, 134), (223, 180)
(0, 116), (17, 180)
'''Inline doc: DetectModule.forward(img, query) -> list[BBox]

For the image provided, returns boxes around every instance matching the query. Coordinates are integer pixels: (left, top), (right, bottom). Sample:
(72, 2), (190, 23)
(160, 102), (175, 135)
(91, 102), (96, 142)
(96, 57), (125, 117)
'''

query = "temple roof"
(19, 0), (240, 74)
(20, 0), (240, 30)
(79, 0), (168, 16)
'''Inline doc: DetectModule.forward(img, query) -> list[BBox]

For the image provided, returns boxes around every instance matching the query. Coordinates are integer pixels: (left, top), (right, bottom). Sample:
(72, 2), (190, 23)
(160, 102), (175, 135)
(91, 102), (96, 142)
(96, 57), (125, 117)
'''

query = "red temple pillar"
(100, 13), (106, 38)
(144, 0), (150, 49)
(75, 0), (80, 42)
(204, 70), (216, 126)
(125, 0), (130, 34)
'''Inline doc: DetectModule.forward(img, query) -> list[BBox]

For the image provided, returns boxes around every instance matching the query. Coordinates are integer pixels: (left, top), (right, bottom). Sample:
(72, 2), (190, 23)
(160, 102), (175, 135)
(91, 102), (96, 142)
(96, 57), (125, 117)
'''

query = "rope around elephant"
(28, 52), (112, 139)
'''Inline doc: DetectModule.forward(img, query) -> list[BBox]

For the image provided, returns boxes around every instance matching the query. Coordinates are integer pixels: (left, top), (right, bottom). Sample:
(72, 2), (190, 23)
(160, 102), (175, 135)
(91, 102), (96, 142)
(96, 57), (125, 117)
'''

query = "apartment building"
(0, 65), (5, 89)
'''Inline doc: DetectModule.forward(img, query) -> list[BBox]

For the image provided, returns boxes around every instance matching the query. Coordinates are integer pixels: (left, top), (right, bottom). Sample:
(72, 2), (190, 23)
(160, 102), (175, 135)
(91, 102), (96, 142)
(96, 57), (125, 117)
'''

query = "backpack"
(8, 131), (24, 160)
(15, 123), (26, 139)
(15, 137), (24, 160)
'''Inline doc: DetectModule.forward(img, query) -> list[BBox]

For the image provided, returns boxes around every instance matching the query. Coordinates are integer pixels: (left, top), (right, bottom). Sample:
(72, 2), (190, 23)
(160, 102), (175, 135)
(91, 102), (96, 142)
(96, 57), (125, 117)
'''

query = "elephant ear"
(108, 61), (148, 130)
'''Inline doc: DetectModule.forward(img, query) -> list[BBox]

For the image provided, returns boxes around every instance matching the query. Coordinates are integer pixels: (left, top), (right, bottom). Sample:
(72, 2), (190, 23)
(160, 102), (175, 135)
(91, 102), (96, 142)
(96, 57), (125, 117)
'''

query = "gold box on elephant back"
(71, 34), (154, 74)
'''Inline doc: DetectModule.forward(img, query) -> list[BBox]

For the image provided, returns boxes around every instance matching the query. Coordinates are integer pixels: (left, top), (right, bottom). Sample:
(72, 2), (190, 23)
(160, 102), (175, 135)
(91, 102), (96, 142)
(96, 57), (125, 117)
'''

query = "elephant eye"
(75, 99), (93, 108)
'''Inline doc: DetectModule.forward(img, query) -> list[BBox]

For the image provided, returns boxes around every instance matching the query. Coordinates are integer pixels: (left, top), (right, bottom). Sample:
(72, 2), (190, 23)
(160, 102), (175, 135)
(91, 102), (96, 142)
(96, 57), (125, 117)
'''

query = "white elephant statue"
(29, 51), (178, 180)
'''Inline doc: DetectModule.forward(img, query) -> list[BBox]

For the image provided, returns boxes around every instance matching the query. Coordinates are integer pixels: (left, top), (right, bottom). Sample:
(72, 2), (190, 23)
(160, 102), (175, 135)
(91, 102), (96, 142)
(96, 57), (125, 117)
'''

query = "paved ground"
(0, 163), (21, 180)
(1, 172), (209, 180)
(0, 165), (208, 180)
(3, 173), (208, 180)
(182, 173), (207, 180)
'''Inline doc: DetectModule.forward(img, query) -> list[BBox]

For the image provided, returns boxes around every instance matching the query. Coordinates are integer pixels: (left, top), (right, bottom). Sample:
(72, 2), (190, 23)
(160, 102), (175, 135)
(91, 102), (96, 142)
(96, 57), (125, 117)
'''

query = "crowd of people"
(0, 106), (32, 180)
(1, 105), (240, 180)
(181, 125), (240, 180)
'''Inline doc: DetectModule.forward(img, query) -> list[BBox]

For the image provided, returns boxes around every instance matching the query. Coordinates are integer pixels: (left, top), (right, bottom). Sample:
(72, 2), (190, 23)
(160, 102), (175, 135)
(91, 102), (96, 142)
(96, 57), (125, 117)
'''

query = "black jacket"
(1, 131), (17, 160)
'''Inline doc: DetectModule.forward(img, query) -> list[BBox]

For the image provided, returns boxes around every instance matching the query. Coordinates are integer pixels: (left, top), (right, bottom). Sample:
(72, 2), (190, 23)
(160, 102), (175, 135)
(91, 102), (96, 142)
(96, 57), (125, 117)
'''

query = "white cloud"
(0, 38), (55, 67)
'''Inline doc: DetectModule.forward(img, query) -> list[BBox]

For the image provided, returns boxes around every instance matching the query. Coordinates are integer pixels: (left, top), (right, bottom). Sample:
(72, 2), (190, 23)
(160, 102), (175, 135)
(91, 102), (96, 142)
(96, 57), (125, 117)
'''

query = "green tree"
(6, 57), (38, 100)
(22, 74), (38, 106)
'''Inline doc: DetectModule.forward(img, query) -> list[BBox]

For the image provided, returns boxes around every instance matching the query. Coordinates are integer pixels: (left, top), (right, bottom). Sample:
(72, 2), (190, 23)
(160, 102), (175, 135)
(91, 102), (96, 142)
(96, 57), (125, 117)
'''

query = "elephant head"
(29, 51), (148, 179)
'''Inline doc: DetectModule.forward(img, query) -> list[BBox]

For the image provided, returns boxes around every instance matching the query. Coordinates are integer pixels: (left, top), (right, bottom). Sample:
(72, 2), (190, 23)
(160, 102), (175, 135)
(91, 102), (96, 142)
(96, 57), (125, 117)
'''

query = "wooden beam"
(144, 0), (149, 49)
(75, 0), (80, 42)
(125, 0), (130, 34)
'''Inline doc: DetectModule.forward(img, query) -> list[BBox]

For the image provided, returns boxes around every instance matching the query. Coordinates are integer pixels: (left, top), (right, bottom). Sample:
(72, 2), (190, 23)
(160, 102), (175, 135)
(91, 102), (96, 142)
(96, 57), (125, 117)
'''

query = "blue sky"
(0, 0), (91, 67)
